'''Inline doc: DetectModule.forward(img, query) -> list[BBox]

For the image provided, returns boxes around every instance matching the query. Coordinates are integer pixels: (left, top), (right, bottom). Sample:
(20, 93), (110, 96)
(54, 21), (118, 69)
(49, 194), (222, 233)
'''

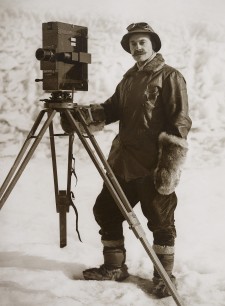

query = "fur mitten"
(154, 132), (188, 195)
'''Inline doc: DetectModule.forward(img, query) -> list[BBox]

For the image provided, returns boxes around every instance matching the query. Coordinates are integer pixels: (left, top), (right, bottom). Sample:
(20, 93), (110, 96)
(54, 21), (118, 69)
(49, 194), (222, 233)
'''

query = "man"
(61, 22), (192, 298)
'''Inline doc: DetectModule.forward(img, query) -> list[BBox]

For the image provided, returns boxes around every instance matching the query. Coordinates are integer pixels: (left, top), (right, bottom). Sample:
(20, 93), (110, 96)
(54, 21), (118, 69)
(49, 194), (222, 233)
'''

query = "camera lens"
(35, 48), (55, 61)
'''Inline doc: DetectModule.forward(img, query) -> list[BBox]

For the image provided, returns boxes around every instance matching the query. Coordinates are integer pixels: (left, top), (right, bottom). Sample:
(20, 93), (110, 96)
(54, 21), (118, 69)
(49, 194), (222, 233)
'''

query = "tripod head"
(40, 91), (76, 110)
(39, 90), (95, 134)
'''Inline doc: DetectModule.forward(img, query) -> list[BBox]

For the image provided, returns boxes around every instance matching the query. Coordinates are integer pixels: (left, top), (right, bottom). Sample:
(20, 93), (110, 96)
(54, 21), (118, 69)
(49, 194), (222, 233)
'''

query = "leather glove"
(60, 104), (106, 134)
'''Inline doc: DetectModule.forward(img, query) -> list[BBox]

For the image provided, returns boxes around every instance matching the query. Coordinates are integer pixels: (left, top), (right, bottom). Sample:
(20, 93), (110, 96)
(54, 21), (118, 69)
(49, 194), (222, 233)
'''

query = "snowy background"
(0, 0), (225, 305)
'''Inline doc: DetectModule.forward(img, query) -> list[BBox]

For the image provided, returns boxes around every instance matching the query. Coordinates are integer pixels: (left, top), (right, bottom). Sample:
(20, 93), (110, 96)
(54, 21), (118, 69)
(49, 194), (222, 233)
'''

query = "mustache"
(133, 51), (146, 56)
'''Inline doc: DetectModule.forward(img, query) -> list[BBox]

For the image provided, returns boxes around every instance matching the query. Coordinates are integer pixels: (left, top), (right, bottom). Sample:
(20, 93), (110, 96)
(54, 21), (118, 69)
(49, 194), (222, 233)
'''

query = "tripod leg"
(64, 109), (184, 306)
(59, 208), (67, 248)
(0, 109), (57, 210)
(49, 121), (71, 248)
(67, 134), (74, 195)
(0, 110), (46, 200)
(49, 121), (59, 201)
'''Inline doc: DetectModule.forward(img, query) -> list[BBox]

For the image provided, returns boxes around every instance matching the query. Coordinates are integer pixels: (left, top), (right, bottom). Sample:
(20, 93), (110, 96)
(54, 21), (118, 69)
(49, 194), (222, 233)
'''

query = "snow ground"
(1, 0), (225, 305)
(1, 155), (225, 306)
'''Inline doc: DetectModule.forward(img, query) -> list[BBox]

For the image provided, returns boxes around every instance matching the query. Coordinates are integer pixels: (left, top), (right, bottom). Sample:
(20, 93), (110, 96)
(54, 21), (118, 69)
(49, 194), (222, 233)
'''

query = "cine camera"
(35, 21), (91, 92)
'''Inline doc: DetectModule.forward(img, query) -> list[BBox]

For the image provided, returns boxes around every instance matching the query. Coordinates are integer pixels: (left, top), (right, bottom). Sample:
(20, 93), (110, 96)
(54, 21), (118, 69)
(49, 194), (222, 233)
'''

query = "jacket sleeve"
(162, 71), (192, 138)
(101, 83), (121, 125)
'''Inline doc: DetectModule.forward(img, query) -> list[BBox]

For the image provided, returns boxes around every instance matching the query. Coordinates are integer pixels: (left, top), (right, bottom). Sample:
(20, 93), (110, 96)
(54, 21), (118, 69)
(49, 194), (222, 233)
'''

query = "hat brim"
(121, 29), (161, 53)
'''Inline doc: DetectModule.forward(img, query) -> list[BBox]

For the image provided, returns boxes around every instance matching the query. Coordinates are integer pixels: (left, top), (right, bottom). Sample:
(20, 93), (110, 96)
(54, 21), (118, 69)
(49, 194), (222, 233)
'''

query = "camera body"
(36, 21), (91, 92)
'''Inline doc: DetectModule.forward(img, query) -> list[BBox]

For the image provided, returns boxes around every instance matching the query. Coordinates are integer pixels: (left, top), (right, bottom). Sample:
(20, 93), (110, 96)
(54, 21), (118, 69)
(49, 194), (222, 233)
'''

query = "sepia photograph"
(0, 0), (225, 305)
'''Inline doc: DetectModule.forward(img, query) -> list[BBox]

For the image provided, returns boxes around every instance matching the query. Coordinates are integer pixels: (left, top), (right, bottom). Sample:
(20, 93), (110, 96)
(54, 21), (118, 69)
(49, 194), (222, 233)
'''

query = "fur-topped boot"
(154, 132), (188, 195)
(83, 239), (129, 281)
(152, 244), (177, 298)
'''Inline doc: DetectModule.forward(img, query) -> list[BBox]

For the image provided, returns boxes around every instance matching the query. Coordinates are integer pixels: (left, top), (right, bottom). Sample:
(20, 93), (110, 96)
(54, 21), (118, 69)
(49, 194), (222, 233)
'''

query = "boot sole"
(83, 270), (129, 281)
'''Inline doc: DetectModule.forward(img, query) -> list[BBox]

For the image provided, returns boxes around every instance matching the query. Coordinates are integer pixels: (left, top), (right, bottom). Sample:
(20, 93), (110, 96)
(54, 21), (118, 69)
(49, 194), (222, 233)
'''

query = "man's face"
(129, 33), (153, 63)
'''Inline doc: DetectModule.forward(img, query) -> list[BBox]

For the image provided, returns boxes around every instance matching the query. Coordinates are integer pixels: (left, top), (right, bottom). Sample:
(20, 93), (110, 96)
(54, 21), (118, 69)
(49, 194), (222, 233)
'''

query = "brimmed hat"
(121, 22), (161, 53)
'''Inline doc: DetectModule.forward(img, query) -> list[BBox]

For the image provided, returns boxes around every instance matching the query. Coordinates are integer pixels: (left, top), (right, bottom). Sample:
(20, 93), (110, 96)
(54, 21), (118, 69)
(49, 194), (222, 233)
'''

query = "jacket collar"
(124, 53), (165, 77)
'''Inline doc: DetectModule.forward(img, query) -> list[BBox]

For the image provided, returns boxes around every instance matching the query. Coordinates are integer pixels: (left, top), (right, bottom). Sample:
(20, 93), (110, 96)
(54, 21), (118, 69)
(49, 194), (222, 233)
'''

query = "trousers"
(93, 175), (177, 246)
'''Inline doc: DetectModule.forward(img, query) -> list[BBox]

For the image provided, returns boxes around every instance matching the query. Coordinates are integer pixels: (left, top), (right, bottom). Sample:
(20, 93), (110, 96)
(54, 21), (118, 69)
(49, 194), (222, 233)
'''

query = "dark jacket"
(102, 53), (192, 181)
